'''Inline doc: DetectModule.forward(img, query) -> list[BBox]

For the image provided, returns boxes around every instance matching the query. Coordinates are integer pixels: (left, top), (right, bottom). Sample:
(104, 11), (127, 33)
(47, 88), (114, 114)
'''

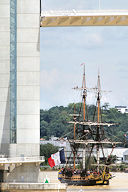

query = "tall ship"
(58, 65), (120, 186)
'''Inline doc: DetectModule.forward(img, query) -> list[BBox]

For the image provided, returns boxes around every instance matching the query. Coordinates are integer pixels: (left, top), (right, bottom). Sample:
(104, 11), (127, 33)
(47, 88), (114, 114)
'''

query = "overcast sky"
(40, 0), (128, 109)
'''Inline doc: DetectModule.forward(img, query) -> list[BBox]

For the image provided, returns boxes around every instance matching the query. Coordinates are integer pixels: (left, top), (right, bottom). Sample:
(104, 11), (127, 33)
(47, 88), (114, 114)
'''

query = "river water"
(2, 172), (128, 192)
(67, 172), (128, 192)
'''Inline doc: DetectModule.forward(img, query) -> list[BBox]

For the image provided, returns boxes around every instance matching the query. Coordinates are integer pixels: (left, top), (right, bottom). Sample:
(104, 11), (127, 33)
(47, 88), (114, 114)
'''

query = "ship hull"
(58, 170), (111, 186)
(60, 178), (109, 186)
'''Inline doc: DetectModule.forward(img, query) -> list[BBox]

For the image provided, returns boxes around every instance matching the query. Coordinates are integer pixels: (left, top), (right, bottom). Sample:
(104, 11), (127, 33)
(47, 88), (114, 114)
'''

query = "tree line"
(40, 103), (128, 147)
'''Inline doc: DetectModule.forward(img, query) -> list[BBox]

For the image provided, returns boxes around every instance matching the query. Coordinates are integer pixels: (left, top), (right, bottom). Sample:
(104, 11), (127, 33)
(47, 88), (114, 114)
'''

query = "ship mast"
(96, 72), (101, 173)
(82, 64), (86, 122)
(73, 104), (76, 170)
(72, 64), (87, 170)
(82, 64), (87, 169)
(73, 63), (87, 122)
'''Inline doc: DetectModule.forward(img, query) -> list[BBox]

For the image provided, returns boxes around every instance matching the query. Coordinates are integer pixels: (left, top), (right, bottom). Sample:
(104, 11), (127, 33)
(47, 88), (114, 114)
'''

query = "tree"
(40, 120), (48, 138)
(102, 103), (110, 110)
(40, 143), (59, 164)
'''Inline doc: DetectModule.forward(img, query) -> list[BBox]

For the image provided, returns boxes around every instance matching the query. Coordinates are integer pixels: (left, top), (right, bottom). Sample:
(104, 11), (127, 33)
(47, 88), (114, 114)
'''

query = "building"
(115, 106), (128, 114)
(100, 148), (128, 163)
(0, 0), (43, 183)
(40, 136), (67, 148)
(123, 150), (128, 163)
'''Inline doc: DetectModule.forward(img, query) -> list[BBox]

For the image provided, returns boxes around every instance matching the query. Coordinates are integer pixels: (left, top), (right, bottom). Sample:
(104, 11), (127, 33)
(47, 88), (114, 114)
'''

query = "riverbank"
(0, 171), (67, 192)
(0, 183), (67, 192)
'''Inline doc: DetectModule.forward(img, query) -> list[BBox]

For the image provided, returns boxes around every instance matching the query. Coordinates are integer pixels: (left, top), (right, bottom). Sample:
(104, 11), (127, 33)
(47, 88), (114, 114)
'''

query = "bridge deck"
(41, 10), (128, 27)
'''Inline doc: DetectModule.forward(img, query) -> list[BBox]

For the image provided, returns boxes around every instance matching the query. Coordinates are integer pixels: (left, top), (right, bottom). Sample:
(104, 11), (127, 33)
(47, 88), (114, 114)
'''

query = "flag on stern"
(48, 149), (65, 168)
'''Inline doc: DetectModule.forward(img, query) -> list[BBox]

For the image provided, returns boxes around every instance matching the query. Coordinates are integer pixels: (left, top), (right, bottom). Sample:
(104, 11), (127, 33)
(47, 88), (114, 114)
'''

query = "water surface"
(67, 172), (128, 192)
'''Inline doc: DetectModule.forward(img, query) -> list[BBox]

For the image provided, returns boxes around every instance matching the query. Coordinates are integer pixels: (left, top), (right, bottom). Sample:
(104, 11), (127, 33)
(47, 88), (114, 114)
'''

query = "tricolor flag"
(48, 149), (65, 168)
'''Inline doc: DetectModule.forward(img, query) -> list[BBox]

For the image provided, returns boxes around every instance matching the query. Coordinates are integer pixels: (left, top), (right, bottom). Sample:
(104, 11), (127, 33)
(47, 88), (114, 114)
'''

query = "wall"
(0, 0), (40, 158)
(0, 0), (10, 156)
(0, 0), (41, 184)
(10, 0), (40, 157)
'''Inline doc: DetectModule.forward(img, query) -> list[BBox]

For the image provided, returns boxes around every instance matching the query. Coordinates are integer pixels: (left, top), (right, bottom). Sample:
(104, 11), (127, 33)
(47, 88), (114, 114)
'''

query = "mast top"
(82, 63), (86, 89)
(73, 63), (87, 91)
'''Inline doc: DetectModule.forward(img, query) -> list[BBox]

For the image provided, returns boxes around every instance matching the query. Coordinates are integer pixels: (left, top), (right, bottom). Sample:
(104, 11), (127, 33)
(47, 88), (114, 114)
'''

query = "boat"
(58, 64), (120, 186)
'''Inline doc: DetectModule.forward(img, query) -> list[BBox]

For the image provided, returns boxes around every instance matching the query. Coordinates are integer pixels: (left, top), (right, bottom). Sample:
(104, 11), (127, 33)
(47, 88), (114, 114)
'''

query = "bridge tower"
(0, 0), (43, 183)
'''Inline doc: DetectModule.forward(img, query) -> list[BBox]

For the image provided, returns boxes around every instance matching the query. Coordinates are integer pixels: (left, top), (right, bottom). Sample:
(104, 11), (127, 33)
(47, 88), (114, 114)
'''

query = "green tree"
(40, 143), (59, 164)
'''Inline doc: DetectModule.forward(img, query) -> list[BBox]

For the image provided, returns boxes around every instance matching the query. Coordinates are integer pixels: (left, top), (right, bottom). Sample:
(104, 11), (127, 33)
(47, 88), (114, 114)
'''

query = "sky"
(40, 0), (128, 109)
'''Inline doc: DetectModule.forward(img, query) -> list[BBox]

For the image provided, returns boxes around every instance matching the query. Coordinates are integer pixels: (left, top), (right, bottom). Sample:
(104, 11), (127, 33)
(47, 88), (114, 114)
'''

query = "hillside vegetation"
(40, 103), (128, 147)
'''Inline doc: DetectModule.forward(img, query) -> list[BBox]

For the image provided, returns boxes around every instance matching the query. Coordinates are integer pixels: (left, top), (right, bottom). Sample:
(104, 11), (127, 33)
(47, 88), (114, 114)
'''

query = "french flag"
(48, 149), (65, 168)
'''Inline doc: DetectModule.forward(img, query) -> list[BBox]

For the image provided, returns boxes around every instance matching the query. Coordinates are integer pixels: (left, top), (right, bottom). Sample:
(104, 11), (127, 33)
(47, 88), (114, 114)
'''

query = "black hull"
(60, 178), (109, 186)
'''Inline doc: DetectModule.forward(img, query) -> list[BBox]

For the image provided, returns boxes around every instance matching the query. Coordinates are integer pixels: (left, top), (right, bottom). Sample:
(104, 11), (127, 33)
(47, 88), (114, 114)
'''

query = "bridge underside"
(41, 10), (128, 27)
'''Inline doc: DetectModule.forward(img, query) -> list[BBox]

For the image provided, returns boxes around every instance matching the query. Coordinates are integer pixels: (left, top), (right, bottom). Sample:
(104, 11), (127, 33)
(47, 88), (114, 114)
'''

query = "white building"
(115, 106), (128, 114)
(123, 150), (128, 163)
(100, 148), (128, 163)
(40, 136), (67, 148)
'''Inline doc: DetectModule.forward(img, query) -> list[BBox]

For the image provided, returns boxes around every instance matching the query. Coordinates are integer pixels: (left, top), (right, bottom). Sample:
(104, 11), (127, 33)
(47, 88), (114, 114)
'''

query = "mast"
(96, 72), (101, 173)
(73, 104), (76, 140)
(82, 64), (86, 121)
(70, 106), (80, 170)
(73, 104), (76, 170)
(97, 72), (101, 123)
(72, 64), (87, 170)
(73, 63), (87, 122)
(82, 64), (87, 169)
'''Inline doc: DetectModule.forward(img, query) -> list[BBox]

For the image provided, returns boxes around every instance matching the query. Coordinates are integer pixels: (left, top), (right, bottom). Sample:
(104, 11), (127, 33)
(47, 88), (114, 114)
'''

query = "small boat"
(58, 64), (120, 186)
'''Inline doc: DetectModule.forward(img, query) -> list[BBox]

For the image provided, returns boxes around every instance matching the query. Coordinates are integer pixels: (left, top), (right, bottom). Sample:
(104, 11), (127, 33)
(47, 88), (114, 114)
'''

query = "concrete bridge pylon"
(0, 0), (44, 183)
